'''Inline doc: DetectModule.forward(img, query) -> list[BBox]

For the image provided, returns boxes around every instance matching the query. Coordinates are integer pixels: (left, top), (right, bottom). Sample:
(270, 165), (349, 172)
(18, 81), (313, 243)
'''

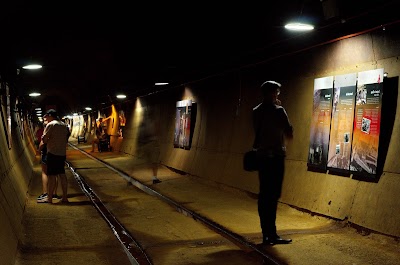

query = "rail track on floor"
(67, 143), (282, 265)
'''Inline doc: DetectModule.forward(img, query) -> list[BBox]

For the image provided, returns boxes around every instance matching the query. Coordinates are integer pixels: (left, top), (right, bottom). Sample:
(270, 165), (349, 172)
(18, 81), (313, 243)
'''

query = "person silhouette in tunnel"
(37, 116), (61, 203)
(91, 116), (111, 152)
(138, 108), (161, 184)
(252, 80), (293, 245)
(41, 109), (70, 203)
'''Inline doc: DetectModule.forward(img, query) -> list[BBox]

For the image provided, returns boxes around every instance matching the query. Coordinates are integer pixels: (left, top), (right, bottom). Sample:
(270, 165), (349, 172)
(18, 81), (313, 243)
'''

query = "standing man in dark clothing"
(252, 80), (294, 245)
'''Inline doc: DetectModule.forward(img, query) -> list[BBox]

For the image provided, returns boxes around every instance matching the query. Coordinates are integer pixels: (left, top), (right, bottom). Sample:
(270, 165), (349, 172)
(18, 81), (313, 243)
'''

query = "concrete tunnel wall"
(114, 29), (400, 238)
(0, 103), (37, 265)
(1, 26), (400, 265)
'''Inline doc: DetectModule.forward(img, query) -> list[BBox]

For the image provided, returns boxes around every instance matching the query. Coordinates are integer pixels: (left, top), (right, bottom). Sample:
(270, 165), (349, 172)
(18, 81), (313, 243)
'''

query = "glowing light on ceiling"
(284, 22), (314, 31)
(22, 64), (43, 70)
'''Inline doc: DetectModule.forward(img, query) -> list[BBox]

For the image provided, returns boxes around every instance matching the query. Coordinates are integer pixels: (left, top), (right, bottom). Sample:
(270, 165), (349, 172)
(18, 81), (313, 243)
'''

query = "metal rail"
(65, 159), (152, 265)
(68, 143), (282, 265)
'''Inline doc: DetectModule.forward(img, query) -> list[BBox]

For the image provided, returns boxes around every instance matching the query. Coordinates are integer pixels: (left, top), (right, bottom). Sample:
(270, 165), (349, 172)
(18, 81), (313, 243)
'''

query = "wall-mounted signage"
(308, 68), (384, 179)
(327, 73), (357, 171)
(308, 76), (333, 169)
(174, 99), (192, 149)
(350, 68), (384, 177)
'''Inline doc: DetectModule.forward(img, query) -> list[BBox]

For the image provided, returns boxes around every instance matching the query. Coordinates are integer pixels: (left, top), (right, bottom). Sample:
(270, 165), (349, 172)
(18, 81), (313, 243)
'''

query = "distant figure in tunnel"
(252, 80), (293, 245)
(91, 116), (111, 152)
(41, 109), (71, 203)
(138, 109), (161, 184)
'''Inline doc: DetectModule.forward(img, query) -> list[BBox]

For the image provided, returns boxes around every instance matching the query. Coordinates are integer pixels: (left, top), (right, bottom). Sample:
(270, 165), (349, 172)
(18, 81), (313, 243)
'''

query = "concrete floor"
(15, 140), (400, 265)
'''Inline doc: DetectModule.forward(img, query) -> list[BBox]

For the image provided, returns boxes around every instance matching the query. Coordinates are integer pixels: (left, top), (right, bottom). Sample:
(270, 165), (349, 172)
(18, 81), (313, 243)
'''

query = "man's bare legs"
(47, 175), (56, 203)
(38, 164), (59, 203)
(59, 173), (69, 202)
(152, 163), (161, 184)
(152, 163), (158, 177)
(41, 164), (48, 195)
(54, 177), (59, 197)
(91, 139), (99, 152)
(41, 164), (59, 197)
(47, 174), (68, 203)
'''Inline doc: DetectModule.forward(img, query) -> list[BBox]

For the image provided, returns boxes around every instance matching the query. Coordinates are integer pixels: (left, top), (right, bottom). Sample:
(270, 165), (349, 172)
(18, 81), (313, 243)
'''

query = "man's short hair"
(45, 109), (58, 118)
(260, 80), (281, 94)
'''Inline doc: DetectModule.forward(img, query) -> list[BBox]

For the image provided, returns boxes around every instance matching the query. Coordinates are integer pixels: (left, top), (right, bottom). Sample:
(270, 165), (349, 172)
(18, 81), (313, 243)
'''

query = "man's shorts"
(140, 140), (160, 164)
(41, 146), (47, 165)
(46, 152), (66, 175)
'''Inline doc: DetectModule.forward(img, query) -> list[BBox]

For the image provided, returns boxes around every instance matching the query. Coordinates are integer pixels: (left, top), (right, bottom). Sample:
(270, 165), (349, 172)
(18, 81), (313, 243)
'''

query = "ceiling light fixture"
(85, 107), (92, 111)
(22, 64), (43, 70)
(155, 82), (169, 86)
(116, 94), (126, 99)
(29, 92), (41, 97)
(284, 22), (314, 31)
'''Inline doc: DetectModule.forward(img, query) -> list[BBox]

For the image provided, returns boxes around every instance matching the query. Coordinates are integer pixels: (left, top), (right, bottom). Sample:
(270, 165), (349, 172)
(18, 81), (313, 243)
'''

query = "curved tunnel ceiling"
(1, 0), (399, 117)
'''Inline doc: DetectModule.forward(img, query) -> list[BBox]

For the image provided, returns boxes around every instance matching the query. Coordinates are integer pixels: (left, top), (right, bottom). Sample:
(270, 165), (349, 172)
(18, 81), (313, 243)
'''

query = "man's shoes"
(37, 193), (48, 203)
(37, 193), (63, 202)
(152, 176), (161, 184)
(273, 236), (292, 244)
(53, 194), (62, 200)
(37, 193), (47, 200)
(37, 198), (49, 203)
(262, 236), (292, 245)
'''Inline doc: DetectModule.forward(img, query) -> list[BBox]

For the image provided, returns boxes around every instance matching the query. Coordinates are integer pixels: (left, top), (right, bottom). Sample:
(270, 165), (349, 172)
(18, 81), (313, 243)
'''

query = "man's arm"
(39, 140), (45, 151)
(282, 109), (293, 139)
(41, 126), (50, 144)
(103, 116), (112, 122)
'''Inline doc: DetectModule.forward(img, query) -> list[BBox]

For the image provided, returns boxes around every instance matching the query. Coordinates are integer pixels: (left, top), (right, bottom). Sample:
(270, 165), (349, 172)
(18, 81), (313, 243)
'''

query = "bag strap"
(252, 108), (265, 149)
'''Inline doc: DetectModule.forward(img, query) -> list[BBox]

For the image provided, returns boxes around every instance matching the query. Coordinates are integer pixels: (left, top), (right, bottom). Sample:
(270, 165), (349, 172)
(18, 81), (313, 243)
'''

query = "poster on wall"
(15, 97), (25, 140)
(0, 83), (11, 149)
(174, 99), (192, 149)
(308, 76), (333, 169)
(350, 68), (384, 177)
(118, 110), (126, 138)
(327, 73), (357, 172)
(6, 84), (12, 149)
(72, 115), (82, 136)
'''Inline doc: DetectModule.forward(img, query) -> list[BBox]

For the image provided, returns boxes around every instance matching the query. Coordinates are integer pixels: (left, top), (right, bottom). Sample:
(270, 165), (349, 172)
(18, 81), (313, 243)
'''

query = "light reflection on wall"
(71, 115), (84, 138)
(127, 98), (143, 155)
(183, 86), (194, 101)
(109, 105), (119, 137)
